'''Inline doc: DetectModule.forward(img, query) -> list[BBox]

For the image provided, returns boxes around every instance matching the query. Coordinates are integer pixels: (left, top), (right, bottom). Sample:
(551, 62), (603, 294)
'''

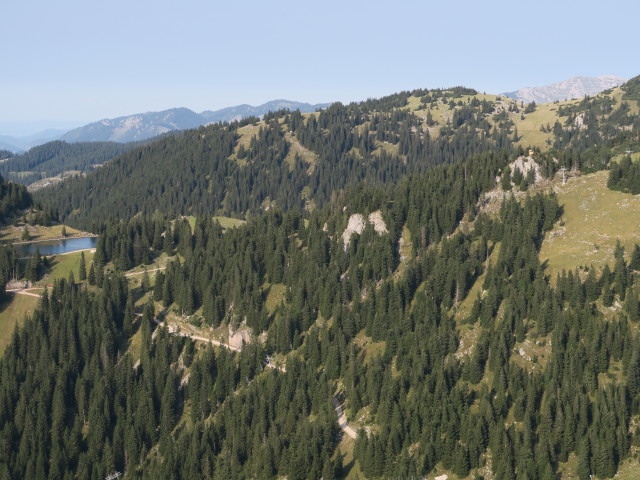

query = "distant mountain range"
(0, 129), (68, 153)
(60, 100), (329, 144)
(2, 76), (626, 150)
(0, 100), (329, 151)
(504, 75), (626, 104)
(60, 108), (203, 143)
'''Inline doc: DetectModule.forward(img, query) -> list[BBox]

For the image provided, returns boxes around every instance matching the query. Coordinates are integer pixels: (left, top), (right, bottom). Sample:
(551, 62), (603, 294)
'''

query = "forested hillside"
(0, 175), (33, 299)
(5, 144), (640, 478)
(36, 88), (517, 229)
(2, 77), (640, 479)
(36, 78), (640, 231)
(0, 174), (32, 223)
(0, 140), (138, 186)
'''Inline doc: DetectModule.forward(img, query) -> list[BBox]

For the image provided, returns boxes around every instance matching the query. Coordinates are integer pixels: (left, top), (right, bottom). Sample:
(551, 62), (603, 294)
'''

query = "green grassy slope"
(540, 170), (640, 277)
(0, 293), (38, 353)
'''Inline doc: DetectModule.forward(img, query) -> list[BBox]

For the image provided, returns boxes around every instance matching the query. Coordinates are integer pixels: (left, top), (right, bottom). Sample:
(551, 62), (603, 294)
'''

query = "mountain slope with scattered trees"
(2, 76), (640, 479)
(37, 88), (518, 230)
(36, 77), (640, 231)
(5, 146), (640, 478)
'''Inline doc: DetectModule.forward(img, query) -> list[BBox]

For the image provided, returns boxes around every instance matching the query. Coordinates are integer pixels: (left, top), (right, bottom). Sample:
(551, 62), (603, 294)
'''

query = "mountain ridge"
(60, 100), (329, 143)
(0, 129), (68, 153)
(2, 76), (626, 148)
(200, 99), (330, 123)
(504, 74), (626, 103)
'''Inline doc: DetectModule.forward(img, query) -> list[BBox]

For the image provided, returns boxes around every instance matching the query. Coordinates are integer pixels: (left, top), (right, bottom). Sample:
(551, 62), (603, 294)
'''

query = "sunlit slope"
(540, 170), (640, 276)
(402, 83), (639, 150)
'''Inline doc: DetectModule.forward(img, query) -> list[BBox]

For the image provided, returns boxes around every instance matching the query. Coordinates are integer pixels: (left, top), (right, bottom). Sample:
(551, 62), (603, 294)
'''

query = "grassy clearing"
(373, 140), (399, 156)
(265, 283), (286, 315)
(599, 359), (625, 388)
(393, 225), (413, 281)
(228, 123), (261, 165)
(404, 91), (577, 149)
(510, 97), (578, 148)
(611, 89), (640, 115)
(213, 216), (246, 229)
(184, 215), (246, 231)
(134, 290), (154, 309)
(354, 330), (385, 365)
(337, 435), (365, 479)
(125, 253), (172, 276)
(615, 449), (640, 479)
(125, 327), (143, 362)
(455, 278), (482, 321)
(455, 242), (500, 321)
(557, 453), (579, 479)
(539, 170), (640, 278)
(404, 95), (423, 111)
(284, 132), (319, 170)
(559, 446), (640, 480)
(612, 152), (640, 163)
(0, 223), (84, 243)
(0, 293), (39, 353)
(511, 336), (551, 373)
(452, 244), (500, 360)
(455, 321), (481, 361)
(513, 105), (557, 148)
(453, 243), (498, 362)
(39, 250), (95, 285)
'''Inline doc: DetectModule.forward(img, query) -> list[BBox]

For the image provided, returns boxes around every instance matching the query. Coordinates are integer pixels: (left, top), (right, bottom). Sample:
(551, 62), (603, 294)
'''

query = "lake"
(14, 236), (98, 257)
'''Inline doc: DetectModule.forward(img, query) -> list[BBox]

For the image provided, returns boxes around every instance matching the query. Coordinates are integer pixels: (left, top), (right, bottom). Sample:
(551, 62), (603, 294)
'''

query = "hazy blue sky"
(1, 0), (638, 135)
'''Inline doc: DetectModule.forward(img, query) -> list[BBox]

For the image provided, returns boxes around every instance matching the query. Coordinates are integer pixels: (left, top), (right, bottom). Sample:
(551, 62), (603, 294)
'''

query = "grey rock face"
(504, 75), (626, 104)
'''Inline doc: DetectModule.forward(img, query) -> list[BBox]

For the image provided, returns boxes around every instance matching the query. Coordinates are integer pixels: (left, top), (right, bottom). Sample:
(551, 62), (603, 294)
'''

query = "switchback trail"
(332, 397), (357, 439)
(146, 315), (241, 351)
(125, 267), (167, 277)
(142, 314), (356, 438)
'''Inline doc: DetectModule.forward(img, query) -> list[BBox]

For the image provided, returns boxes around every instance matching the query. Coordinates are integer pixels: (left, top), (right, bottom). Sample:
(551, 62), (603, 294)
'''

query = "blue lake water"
(14, 236), (98, 257)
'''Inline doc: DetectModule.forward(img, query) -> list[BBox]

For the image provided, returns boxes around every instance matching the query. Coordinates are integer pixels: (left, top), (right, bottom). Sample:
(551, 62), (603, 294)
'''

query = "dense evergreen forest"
(2, 78), (640, 478)
(3, 144), (640, 479)
(0, 140), (138, 186)
(0, 174), (32, 223)
(0, 175), (36, 297)
(608, 155), (640, 194)
(36, 88), (518, 230)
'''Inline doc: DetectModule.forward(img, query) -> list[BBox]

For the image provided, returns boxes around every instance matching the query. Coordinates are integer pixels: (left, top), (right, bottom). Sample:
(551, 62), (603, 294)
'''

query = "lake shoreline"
(54, 247), (96, 257)
(10, 233), (98, 246)
(12, 236), (99, 258)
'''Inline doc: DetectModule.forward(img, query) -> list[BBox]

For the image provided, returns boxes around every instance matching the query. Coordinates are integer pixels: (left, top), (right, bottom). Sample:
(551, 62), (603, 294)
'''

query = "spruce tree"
(79, 252), (87, 281)
(88, 262), (96, 285)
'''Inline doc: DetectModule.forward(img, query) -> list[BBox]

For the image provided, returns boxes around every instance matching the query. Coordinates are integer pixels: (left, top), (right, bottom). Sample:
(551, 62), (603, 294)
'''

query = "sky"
(1, 0), (639, 136)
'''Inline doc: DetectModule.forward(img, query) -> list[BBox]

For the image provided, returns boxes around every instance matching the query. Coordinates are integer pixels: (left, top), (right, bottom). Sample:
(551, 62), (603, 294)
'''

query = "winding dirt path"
(144, 315), (241, 351)
(124, 267), (167, 277)
(141, 313), (355, 437)
(332, 396), (357, 439)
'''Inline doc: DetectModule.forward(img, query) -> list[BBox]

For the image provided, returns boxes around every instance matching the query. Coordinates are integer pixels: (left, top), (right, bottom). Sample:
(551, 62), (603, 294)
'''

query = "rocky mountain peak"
(504, 75), (626, 104)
